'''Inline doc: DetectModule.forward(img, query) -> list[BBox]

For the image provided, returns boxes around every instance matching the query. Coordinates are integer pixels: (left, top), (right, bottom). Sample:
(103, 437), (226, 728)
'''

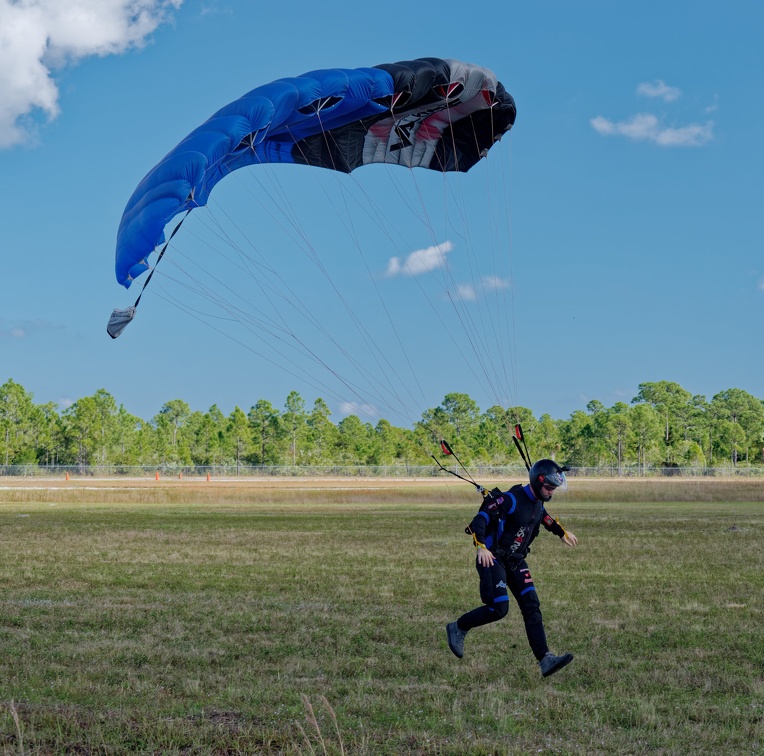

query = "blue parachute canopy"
(114, 57), (516, 289)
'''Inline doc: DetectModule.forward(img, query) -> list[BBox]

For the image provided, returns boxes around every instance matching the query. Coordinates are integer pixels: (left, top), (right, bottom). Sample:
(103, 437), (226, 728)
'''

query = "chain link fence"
(1, 464), (762, 478)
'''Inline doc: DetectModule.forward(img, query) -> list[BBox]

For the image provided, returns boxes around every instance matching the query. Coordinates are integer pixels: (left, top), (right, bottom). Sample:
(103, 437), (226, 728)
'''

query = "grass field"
(0, 478), (762, 754)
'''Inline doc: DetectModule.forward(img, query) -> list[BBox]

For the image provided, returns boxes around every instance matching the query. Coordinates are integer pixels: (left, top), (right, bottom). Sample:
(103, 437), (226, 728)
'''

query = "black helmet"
(529, 459), (568, 501)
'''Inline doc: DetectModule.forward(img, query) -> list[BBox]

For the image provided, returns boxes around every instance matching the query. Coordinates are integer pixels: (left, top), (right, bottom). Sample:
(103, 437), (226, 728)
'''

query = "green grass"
(0, 485), (762, 754)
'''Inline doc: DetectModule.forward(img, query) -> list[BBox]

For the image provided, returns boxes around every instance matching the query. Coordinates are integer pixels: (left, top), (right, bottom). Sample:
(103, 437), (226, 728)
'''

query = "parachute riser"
(512, 423), (533, 472)
(432, 438), (486, 496)
(430, 455), (486, 495)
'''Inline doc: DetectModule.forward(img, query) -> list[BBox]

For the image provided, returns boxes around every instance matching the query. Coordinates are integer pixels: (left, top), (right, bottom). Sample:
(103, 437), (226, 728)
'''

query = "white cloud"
(758, 279), (764, 292)
(637, 80), (681, 102)
(456, 283), (476, 301)
(590, 113), (714, 147)
(386, 241), (453, 277)
(339, 401), (378, 420)
(482, 275), (509, 291)
(0, 318), (65, 338)
(0, 0), (183, 148)
(456, 276), (509, 302)
(199, 2), (231, 17)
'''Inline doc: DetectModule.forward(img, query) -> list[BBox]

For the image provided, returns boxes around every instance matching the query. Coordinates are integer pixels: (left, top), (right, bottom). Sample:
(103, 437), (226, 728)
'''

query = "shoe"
(539, 651), (574, 677)
(446, 621), (467, 658)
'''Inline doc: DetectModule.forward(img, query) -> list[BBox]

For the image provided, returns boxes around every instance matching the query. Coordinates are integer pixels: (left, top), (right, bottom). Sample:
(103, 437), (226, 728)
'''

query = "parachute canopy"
(114, 57), (516, 288)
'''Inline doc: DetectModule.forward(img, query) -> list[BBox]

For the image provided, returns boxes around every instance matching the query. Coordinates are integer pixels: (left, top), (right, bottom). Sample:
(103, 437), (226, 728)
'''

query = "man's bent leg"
(508, 563), (549, 661)
(446, 560), (509, 657)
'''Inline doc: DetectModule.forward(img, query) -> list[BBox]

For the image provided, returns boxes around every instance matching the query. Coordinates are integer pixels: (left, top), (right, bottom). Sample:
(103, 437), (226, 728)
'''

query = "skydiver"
(446, 459), (579, 678)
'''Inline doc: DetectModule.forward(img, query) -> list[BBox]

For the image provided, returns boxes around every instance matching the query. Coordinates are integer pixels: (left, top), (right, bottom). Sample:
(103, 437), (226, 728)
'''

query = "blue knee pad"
(489, 598), (510, 618)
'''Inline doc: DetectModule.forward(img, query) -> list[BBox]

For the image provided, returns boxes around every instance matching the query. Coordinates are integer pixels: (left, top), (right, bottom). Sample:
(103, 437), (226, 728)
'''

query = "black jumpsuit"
(456, 483), (566, 661)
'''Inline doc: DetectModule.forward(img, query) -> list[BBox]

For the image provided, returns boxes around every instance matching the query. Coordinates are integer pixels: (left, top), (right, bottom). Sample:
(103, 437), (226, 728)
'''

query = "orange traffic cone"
(65, 471), (70, 481)
(155, 471), (160, 481)
(206, 472), (211, 482)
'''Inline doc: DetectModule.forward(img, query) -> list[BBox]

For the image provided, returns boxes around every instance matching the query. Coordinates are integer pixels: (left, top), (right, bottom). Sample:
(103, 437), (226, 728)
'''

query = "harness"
(466, 490), (516, 550)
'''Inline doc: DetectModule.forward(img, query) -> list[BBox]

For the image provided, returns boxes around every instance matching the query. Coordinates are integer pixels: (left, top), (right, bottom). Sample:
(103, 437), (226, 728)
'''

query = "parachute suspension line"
(442, 103), (520, 418)
(439, 113), (514, 411)
(464, 104), (521, 429)
(324, 177), (430, 417)
(235, 164), (430, 427)
(403, 165), (514, 411)
(227, 127), (486, 461)
(434, 174), (523, 467)
(146, 280), (389, 420)
(132, 210), (192, 310)
(180, 161), (434, 430)
(172, 215), (294, 334)
(375, 165), (502, 404)
(481, 102), (515, 402)
(210, 163), (421, 419)
(280, 117), (493, 438)
(465, 120), (516, 411)
(463, 125), (522, 439)
(151, 249), (447, 463)
(340, 172), (436, 409)
(161, 218), (418, 427)
(229, 126), (454, 456)
(318, 170), (513, 466)
(192, 194), (350, 341)
(158, 200), (332, 342)
(169, 157), (509, 466)
(360, 162), (498, 392)
(159, 238), (323, 347)
(150, 248), (415, 429)
(364, 164), (489, 407)
(143, 188), (424, 427)
(500, 135), (521, 428)
(377, 162), (511, 415)
(425, 105), (521, 452)
(461, 118), (519, 431)
(283, 118), (432, 422)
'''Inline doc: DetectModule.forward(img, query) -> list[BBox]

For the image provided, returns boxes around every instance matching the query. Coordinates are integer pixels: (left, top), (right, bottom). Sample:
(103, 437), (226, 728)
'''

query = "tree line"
(1, 378), (763, 470)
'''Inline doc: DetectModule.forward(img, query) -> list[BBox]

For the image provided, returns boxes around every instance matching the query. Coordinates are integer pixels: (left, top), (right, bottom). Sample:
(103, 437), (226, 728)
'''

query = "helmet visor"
(542, 470), (567, 493)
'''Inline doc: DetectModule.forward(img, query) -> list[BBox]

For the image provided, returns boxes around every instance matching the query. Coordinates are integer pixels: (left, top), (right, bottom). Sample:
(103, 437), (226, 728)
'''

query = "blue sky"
(1, 0), (761, 427)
